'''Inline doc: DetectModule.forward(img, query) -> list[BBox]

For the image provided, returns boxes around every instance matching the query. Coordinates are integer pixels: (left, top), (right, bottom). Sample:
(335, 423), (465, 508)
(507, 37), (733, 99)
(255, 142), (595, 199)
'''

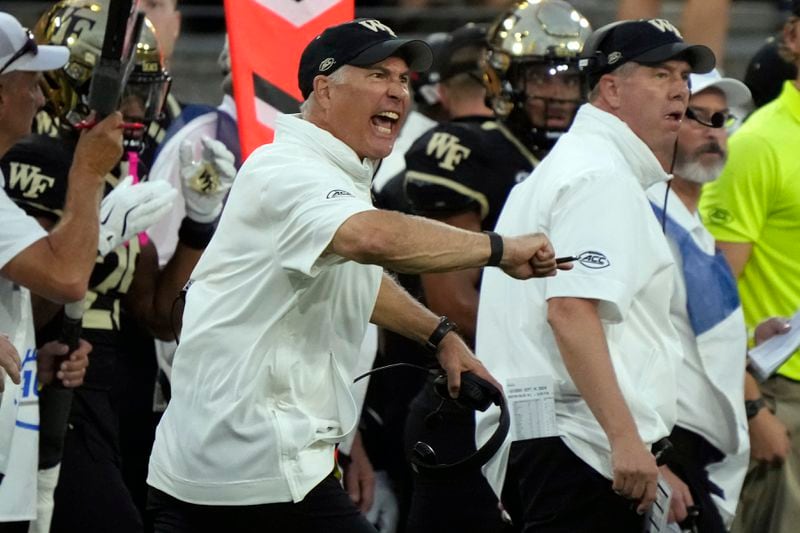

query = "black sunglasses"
(0, 30), (38, 76)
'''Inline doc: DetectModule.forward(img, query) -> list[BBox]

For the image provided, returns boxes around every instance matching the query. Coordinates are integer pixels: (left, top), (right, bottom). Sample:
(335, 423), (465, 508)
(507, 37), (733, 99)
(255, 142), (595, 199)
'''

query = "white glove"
(98, 176), (178, 257)
(179, 136), (236, 223)
(365, 471), (399, 533)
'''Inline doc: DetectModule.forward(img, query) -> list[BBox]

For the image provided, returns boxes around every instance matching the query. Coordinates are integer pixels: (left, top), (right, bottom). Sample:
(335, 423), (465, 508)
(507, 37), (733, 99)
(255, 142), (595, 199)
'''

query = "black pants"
(51, 391), (143, 533)
(147, 474), (376, 533)
(0, 522), (28, 532)
(502, 437), (645, 533)
(404, 378), (509, 533)
(666, 426), (726, 533)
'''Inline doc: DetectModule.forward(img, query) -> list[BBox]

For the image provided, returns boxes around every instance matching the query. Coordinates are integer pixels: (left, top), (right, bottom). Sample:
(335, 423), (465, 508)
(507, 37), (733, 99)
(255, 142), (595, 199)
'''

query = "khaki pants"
(732, 376), (800, 533)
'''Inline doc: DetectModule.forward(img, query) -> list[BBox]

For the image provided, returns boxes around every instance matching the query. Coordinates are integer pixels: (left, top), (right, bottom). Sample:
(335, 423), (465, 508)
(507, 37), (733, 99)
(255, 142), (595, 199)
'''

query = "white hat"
(689, 68), (752, 107)
(0, 12), (68, 75)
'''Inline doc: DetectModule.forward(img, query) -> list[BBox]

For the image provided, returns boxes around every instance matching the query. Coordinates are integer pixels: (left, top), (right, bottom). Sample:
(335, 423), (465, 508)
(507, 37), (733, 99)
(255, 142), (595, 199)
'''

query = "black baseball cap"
(580, 19), (715, 88)
(436, 23), (488, 82)
(744, 36), (797, 108)
(793, 0), (800, 17)
(298, 18), (433, 99)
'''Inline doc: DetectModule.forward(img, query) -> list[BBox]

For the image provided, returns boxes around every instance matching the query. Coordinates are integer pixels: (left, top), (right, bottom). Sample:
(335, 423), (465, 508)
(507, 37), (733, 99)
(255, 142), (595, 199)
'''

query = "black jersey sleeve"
(1, 134), (74, 223)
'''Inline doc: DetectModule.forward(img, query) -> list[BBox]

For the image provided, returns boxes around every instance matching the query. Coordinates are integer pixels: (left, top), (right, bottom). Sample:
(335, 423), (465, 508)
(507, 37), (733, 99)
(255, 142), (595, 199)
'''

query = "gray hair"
(588, 62), (638, 102)
(300, 66), (350, 116)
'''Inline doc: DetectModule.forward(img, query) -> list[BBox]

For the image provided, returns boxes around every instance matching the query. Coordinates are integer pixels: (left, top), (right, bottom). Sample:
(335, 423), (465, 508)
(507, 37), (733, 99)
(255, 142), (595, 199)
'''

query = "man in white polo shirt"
(474, 19), (714, 531)
(147, 18), (567, 533)
(0, 10), (124, 529)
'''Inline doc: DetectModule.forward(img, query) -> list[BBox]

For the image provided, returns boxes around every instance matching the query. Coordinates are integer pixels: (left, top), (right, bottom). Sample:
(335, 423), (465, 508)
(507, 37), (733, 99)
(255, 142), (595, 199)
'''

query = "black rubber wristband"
(425, 316), (457, 353)
(484, 231), (503, 267)
(178, 217), (216, 249)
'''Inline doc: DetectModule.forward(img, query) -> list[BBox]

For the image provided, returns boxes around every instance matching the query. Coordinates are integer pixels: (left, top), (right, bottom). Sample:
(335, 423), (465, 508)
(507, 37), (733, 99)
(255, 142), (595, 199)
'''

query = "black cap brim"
(349, 39), (434, 72)
(634, 42), (716, 74)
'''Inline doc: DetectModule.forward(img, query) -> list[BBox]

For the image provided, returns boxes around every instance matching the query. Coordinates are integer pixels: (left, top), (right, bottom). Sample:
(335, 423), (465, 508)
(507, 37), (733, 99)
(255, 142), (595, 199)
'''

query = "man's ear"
(313, 74), (332, 110)
(598, 73), (623, 110)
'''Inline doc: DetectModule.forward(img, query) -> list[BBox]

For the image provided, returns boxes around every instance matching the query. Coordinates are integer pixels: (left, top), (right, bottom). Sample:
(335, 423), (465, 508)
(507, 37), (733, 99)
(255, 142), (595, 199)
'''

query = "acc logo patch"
(577, 250), (610, 269)
(708, 207), (733, 225)
(327, 189), (354, 199)
(608, 51), (623, 65)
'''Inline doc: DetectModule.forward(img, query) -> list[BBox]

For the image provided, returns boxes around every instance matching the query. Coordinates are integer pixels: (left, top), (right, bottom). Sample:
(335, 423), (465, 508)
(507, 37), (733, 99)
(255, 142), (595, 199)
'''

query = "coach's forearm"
(329, 210), (492, 274)
(548, 297), (642, 446)
(370, 273), (444, 346)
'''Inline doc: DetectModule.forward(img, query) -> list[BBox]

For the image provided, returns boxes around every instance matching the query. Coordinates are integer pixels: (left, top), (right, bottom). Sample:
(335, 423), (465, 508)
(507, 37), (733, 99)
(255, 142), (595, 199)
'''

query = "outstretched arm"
(330, 209), (564, 280)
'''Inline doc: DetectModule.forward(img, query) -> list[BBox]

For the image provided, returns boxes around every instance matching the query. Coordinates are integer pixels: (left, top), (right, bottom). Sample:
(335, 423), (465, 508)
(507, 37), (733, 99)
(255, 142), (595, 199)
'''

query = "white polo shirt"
(0, 175), (46, 521)
(148, 114), (382, 505)
(475, 104), (683, 496)
(647, 181), (749, 524)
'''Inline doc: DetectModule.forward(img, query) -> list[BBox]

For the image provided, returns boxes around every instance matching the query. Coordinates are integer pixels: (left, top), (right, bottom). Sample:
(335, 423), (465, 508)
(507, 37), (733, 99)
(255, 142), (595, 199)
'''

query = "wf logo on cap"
(357, 19), (397, 37)
(647, 19), (682, 38)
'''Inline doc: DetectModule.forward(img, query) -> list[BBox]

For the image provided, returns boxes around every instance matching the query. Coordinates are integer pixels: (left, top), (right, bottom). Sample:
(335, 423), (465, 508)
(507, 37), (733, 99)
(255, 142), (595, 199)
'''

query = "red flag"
(224, 0), (354, 159)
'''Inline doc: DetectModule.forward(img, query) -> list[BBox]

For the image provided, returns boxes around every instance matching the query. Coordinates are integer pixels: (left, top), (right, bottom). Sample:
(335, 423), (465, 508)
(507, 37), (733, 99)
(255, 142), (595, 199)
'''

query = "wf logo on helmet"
(577, 251), (610, 269)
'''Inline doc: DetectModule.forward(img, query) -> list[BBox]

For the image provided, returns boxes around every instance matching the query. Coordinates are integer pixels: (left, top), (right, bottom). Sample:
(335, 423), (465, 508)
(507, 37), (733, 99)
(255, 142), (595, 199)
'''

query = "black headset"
(410, 371), (510, 478)
(684, 108), (726, 128)
(577, 20), (628, 78)
(353, 366), (510, 479)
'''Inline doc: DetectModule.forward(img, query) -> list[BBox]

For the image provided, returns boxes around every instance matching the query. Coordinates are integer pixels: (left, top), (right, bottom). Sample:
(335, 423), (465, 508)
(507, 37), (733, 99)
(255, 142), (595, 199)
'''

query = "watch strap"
(484, 231), (503, 267)
(426, 316), (457, 353)
(745, 397), (766, 419)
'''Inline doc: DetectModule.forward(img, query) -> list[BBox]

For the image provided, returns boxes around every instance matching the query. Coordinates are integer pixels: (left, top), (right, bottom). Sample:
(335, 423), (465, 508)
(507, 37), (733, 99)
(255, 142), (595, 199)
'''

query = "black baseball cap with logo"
(298, 18), (433, 99)
(579, 19), (716, 88)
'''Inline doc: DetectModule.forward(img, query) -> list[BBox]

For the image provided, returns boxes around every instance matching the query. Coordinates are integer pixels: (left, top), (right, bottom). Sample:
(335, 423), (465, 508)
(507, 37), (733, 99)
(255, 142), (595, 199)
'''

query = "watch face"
(746, 398), (765, 418)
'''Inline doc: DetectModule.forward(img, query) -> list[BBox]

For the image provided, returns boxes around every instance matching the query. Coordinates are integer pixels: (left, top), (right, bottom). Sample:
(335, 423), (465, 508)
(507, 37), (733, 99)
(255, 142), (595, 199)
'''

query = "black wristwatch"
(745, 397), (766, 419)
(425, 316), (457, 353)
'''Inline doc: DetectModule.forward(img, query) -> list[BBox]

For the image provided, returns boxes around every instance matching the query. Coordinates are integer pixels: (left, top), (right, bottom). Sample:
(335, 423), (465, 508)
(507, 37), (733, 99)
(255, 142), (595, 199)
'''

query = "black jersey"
(404, 116), (539, 231)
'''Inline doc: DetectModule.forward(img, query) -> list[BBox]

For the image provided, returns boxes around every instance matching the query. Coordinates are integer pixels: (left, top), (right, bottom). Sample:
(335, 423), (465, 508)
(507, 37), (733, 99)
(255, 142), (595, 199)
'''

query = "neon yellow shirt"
(700, 80), (800, 380)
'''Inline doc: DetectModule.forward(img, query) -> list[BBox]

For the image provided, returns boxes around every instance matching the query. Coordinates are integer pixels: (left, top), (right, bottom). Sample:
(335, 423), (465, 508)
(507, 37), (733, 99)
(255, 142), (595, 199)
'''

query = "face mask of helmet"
(34, 0), (171, 133)
(484, 0), (591, 154)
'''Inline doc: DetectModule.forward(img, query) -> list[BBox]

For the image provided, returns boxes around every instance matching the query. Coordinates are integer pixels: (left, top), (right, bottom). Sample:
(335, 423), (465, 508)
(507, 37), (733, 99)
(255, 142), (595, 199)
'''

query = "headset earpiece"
(410, 371), (510, 478)
(412, 441), (438, 466)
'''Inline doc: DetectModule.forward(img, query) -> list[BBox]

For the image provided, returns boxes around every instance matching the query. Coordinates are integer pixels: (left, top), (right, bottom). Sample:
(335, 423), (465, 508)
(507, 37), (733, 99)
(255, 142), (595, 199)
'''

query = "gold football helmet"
(34, 0), (171, 126)
(484, 0), (591, 150)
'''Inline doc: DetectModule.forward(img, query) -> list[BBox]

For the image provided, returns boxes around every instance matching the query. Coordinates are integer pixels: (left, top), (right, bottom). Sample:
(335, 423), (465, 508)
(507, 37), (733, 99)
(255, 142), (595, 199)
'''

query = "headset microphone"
(685, 108), (725, 128)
